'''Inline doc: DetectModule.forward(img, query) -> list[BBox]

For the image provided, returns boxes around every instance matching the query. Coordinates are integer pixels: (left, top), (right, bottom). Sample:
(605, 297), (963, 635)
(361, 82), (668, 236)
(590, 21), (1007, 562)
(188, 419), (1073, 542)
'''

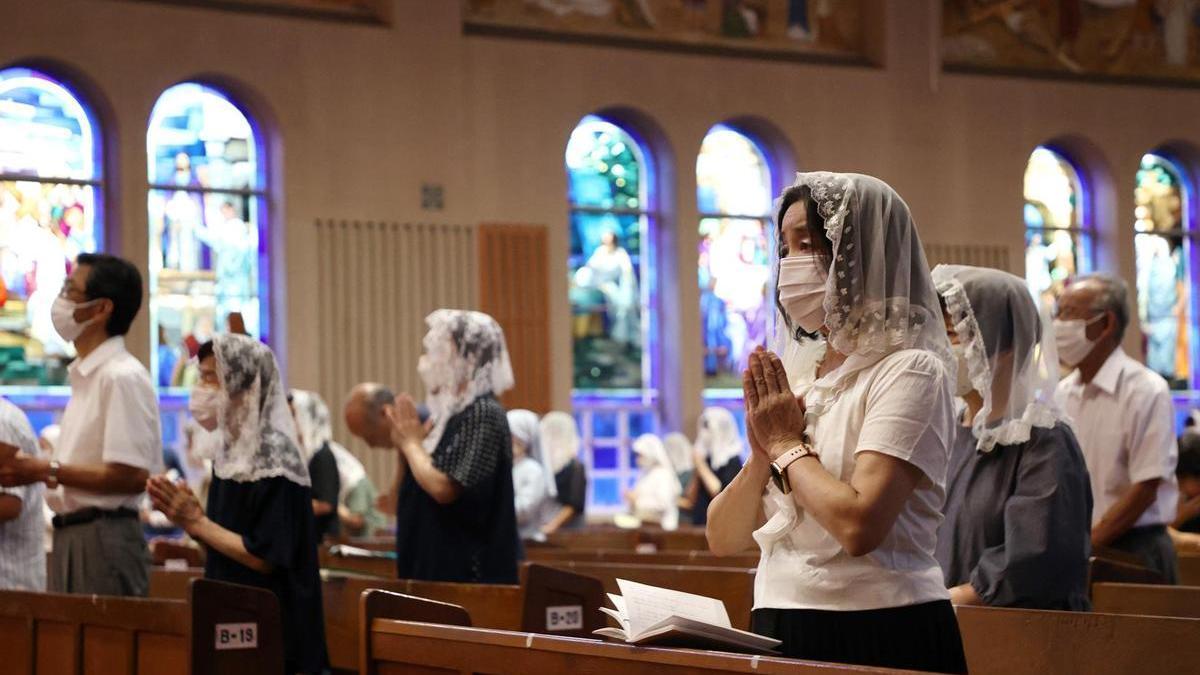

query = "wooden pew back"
(540, 561), (756, 630)
(957, 605), (1200, 675)
(149, 566), (203, 600)
(528, 547), (760, 568)
(360, 596), (922, 674)
(1179, 552), (1200, 586)
(0, 579), (281, 675)
(1087, 555), (1166, 589)
(1092, 582), (1200, 619)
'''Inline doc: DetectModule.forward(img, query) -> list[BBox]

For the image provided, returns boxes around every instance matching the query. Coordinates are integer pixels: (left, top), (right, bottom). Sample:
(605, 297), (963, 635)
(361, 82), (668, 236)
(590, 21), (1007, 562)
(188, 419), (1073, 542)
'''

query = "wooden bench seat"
(528, 547), (760, 568)
(957, 604), (1200, 675)
(360, 591), (922, 675)
(0, 578), (282, 675)
(1091, 582), (1200, 619)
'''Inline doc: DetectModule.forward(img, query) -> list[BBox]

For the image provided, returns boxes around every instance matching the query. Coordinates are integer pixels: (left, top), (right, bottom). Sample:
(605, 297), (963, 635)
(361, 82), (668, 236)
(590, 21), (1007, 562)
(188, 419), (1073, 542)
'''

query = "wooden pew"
(0, 579), (282, 675)
(319, 545), (395, 578)
(149, 566), (203, 600)
(540, 561), (757, 631)
(149, 539), (205, 568)
(528, 547), (760, 568)
(1092, 582), (1200, 619)
(957, 605), (1200, 675)
(1179, 552), (1200, 586)
(360, 591), (922, 675)
(322, 564), (606, 673)
(543, 527), (721, 553)
(1087, 555), (1165, 591)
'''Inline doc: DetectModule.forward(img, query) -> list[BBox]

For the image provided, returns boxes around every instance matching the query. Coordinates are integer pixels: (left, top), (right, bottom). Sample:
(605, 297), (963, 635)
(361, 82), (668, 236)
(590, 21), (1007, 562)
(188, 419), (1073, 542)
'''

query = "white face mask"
(777, 255), (827, 335)
(951, 343), (974, 397)
(51, 296), (100, 343)
(1054, 315), (1103, 367)
(189, 386), (222, 432)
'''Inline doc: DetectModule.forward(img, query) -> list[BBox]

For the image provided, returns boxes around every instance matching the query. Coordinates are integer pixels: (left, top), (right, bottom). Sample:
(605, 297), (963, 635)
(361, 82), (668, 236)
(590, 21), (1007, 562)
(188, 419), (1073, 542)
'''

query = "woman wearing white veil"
(932, 265), (1092, 610)
(508, 409), (558, 541)
(688, 407), (744, 526)
(383, 309), (521, 583)
(289, 389), (342, 540)
(706, 173), (967, 672)
(538, 412), (588, 534)
(148, 335), (328, 674)
(626, 434), (682, 530)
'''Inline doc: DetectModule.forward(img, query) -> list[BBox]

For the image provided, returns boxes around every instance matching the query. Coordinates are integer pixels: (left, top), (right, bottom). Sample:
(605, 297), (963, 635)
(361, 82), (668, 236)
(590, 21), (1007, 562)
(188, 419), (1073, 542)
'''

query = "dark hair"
(1179, 431), (1200, 478)
(367, 385), (395, 418)
(197, 340), (215, 363)
(775, 185), (834, 339)
(76, 253), (143, 336)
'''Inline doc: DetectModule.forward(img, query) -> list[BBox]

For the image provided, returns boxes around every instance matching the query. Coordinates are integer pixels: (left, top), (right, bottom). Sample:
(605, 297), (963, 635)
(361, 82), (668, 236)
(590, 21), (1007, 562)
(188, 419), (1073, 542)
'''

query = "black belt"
(52, 507), (139, 530)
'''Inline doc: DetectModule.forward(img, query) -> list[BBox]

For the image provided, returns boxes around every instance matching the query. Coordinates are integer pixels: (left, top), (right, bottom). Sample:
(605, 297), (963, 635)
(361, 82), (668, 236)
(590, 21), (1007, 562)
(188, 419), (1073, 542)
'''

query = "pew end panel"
(188, 578), (285, 675)
(520, 563), (607, 638)
(358, 590), (472, 675)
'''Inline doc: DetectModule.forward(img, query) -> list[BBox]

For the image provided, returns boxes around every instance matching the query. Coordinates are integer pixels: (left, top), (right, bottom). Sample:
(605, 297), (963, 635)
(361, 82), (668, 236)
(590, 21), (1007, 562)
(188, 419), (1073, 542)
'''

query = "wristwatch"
(769, 444), (815, 495)
(46, 460), (61, 489)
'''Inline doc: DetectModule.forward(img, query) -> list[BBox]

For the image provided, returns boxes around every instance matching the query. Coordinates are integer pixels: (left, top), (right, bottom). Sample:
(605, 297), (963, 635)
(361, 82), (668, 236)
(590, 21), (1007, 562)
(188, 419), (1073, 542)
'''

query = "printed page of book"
(615, 578), (732, 638)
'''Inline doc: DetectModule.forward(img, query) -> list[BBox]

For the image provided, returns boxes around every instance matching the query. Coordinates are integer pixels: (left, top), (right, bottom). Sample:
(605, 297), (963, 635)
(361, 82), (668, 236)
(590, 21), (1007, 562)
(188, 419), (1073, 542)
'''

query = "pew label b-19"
(546, 605), (584, 631)
(215, 622), (258, 650)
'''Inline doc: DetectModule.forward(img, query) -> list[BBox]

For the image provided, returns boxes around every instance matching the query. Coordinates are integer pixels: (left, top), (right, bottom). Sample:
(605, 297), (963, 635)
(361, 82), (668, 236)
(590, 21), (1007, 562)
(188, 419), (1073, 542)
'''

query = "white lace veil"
(508, 409), (557, 498)
(211, 334), (310, 486)
(932, 265), (1063, 452)
(697, 407), (744, 469)
(633, 434), (682, 498)
(663, 432), (692, 474)
(539, 411), (581, 474)
(419, 309), (515, 452)
(289, 389), (332, 462)
(770, 172), (952, 413)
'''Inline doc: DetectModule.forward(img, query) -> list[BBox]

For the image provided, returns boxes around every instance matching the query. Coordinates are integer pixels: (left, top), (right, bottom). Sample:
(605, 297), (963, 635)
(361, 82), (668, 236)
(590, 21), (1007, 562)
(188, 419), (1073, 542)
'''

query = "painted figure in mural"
(162, 153), (207, 273)
(709, 220), (770, 374)
(1138, 236), (1180, 379)
(585, 229), (640, 349)
(191, 200), (258, 335)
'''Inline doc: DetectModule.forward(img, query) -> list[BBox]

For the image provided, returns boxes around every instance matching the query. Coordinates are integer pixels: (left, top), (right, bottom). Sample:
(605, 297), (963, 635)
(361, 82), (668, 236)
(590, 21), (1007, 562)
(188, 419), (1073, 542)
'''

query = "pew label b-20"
(546, 605), (584, 631)
(215, 623), (258, 650)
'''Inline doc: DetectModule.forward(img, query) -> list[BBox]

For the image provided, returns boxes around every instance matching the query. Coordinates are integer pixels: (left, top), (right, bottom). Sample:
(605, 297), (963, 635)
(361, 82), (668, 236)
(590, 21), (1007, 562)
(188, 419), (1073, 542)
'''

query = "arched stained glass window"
(0, 66), (102, 384)
(1135, 153), (1194, 389)
(696, 125), (773, 394)
(147, 83), (266, 387)
(1024, 146), (1089, 307)
(566, 115), (652, 393)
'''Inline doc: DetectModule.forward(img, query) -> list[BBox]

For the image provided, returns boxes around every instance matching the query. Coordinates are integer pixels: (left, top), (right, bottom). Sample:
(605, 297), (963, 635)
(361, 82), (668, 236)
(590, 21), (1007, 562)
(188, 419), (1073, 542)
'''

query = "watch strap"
(46, 460), (61, 489)
(770, 444), (814, 494)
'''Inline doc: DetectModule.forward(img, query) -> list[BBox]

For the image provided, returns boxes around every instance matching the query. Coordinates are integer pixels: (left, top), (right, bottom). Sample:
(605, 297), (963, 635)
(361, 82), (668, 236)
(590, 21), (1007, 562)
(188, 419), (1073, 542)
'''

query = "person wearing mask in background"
(0, 254), (162, 596)
(148, 335), (328, 674)
(664, 432), (695, 521)
(932, 265), (1092, 610)
(508, 409), (557, 541)
(290, 390), (341, 541)
(1055, 274), (1180, 582)
(625, 434), (682, 530)
(689, 407), (744, 526)
(384, 310), (521, 583)
(0, 398), (45, 591)
(539, 411), (588, 534)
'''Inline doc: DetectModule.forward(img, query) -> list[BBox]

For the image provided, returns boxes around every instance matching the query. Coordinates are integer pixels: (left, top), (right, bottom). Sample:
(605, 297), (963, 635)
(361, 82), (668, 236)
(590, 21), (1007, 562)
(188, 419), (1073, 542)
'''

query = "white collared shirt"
(53, 336), (163, 512)
(753, 349), (954, 612)
(0, 397), (45, 591)
(1056, 347), (1178, 528)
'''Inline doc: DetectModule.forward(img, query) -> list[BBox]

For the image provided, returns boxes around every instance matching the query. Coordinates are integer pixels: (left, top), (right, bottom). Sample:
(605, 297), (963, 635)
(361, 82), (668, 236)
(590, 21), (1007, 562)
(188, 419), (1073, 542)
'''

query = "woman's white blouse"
(753, 349), (955, 612)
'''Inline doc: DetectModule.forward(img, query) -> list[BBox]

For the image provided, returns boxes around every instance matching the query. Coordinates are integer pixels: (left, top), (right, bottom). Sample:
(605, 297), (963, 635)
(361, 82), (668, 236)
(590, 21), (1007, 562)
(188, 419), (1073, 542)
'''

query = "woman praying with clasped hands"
(705, 172), (967, 673)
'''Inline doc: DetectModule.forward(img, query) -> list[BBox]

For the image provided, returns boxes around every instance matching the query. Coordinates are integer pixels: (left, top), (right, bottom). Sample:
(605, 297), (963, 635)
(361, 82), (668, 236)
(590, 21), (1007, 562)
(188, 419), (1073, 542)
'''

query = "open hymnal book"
(594, 579), (781, 655)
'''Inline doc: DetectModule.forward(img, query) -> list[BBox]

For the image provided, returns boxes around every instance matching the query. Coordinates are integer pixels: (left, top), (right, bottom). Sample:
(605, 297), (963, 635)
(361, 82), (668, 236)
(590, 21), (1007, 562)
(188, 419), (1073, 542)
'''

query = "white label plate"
(214, 622), (258, 650)
(545, 605), (583, 631)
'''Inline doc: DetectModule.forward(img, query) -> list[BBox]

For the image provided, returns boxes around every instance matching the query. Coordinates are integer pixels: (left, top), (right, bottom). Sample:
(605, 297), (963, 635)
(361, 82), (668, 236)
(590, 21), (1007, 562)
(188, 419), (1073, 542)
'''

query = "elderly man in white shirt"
(0, 253), (163, 596)
(0, 397), (46, 591)
(1054, 273), (1179, 583)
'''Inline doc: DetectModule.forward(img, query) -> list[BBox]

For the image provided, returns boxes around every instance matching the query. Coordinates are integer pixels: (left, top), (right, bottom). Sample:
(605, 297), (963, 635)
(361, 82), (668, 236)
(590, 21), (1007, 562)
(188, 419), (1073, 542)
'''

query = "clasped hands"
(147, 475), (205, 532)
(743, 346), (810, 462)
(383, 393), (426, 453)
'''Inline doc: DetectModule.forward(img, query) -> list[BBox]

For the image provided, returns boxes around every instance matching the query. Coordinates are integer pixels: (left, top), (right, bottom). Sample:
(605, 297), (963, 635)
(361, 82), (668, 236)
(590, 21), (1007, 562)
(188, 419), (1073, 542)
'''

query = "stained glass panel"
(1024, 146), (1086, 306)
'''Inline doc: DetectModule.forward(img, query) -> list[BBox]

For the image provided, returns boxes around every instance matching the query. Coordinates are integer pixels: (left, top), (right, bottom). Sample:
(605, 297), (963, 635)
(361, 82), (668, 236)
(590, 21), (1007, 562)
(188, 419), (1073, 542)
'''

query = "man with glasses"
(0, 253), (162, 596)
(1054, 273), (1179, 582)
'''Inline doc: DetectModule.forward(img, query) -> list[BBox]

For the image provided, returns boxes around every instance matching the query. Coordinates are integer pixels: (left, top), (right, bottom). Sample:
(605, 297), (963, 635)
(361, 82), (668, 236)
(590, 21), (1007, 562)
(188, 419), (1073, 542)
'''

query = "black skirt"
(752, 600), (967, 674)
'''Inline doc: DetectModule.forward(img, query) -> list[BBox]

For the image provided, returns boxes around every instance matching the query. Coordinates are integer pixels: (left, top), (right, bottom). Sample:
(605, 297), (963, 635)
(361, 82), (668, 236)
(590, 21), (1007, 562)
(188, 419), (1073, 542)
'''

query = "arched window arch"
(1024, 146), (1091, 306)
(147, 82), (267, 387)
(565, 113), (659, 513)
(0, 66), (103, 385)
(1134, 153), (1194, 389)
(696, 124), (774, 396)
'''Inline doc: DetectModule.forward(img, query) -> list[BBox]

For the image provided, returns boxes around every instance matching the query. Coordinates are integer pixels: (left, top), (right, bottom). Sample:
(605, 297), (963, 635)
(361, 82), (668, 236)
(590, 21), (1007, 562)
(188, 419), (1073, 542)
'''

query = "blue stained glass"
(147, 83), (256, 191)
(566, 116), (643, 210)
(592, 445), (618, 470)
(0, 68), (96, 180)
(1024, 147), (1085, 306)
(628, 411), (656, 438)
(591, 477), (621, 507)
(591, 411), (618, 440)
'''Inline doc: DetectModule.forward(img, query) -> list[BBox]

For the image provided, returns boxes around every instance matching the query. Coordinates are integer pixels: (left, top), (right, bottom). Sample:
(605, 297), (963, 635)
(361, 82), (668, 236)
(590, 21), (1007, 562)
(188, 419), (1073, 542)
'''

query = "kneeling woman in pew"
(931, 265), (1092, 610)
(707, 172), (967, 673)
(148, 335), (329, 675)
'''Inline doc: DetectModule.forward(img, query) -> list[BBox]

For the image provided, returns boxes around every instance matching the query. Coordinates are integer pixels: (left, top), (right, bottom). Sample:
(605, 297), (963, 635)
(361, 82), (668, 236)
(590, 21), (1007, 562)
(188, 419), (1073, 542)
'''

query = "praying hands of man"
(743, 347), (810, 462)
